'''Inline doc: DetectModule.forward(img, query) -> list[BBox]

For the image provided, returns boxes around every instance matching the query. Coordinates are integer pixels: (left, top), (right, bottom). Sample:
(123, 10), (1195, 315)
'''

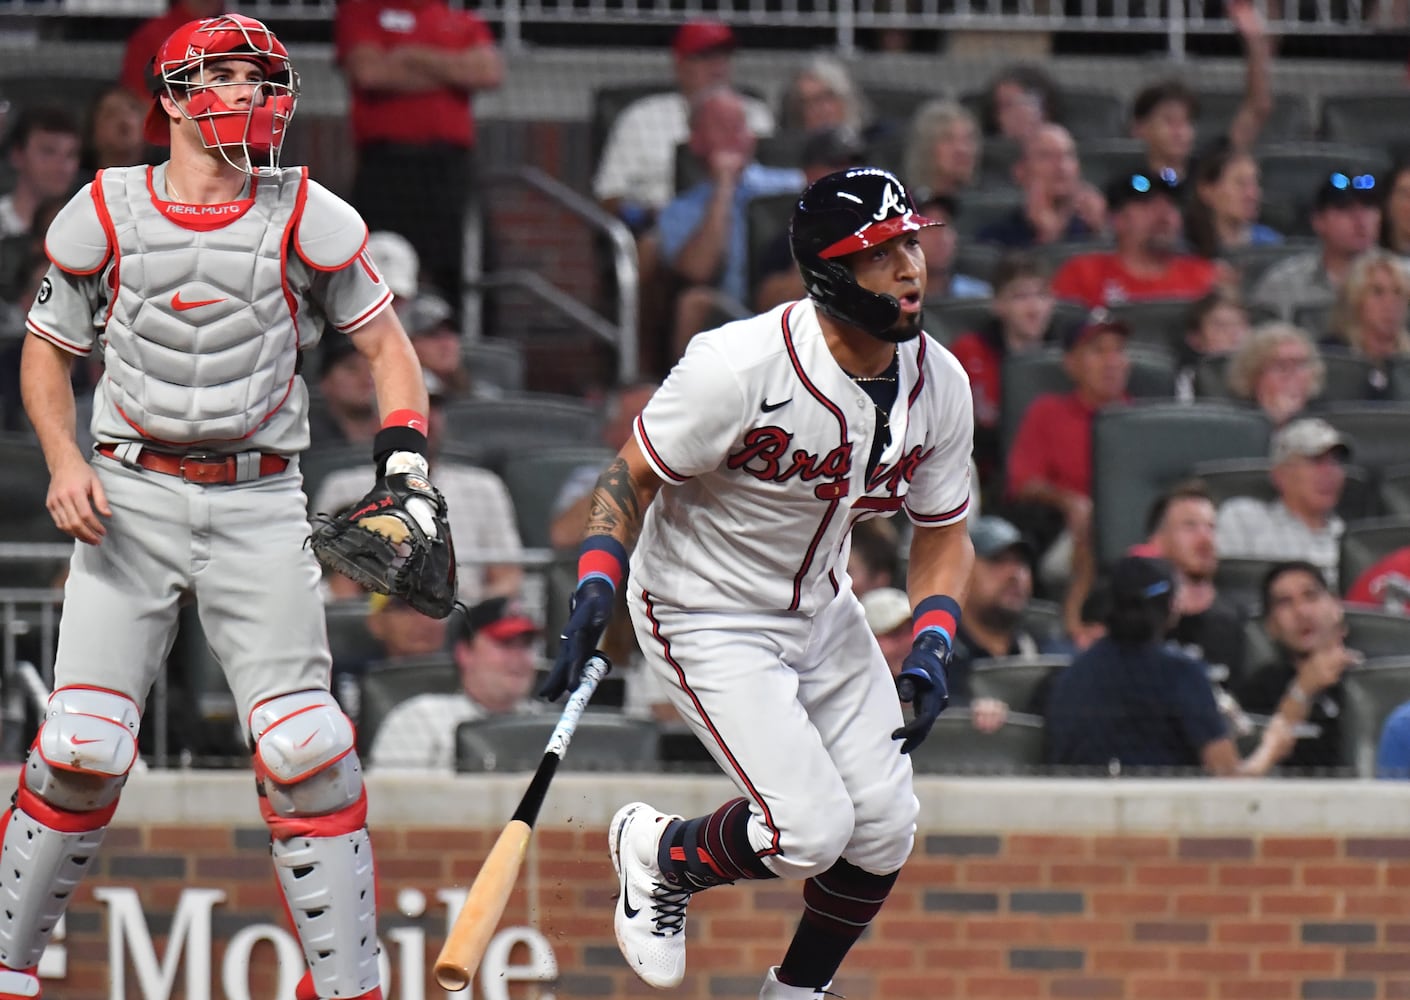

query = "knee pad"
(28, 687), (139, 812)
(250, 690), (362, 819)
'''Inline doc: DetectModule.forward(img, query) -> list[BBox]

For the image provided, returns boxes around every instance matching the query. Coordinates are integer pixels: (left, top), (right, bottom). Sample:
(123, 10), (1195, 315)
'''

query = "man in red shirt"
(120, 0), (224, 98)
(335, 0), (504, 312)
(1051, 170), (1218, 308)
(1347, 547), (1410, 612)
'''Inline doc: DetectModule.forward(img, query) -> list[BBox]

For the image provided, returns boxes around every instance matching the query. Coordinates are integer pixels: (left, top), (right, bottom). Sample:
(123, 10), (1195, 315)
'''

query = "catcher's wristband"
(913, 595), (961, 648)
(578, 536), (629, 593)
(373, 410), (429, 469)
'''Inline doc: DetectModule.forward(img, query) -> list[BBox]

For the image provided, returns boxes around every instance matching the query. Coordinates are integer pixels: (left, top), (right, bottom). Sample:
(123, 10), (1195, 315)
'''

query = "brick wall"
(50, 821), (1410, 999)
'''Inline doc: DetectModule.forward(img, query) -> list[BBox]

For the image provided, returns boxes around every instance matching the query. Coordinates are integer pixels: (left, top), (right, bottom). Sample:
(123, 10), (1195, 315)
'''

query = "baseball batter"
(6, 15), (439, 1000)
(543, 168), (975, 998)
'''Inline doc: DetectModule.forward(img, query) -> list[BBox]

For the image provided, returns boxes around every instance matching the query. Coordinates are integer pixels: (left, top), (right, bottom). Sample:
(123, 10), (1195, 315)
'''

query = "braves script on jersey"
(631, 297), (973, 613)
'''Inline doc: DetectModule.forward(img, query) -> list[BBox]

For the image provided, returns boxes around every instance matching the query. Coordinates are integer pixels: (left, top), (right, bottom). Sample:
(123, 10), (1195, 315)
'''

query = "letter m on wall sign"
(95, 887), (225, 1000)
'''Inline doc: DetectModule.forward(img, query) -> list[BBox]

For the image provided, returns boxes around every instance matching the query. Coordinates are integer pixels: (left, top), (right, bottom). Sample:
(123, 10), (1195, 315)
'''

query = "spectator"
(335, 0), (503, 308)
(309, 334), (379, 448)
(976, 124), (1105, 249)
(861, 586), (912, 677)
(1176, 287), (1252, 399)
(1377, 700), (1410, 778)
(657, 86), (804, 359)
(366, 229), (422, 310)
(549, 380), (660, 549)
(79, 86), (147, 177)
(753, 125), (870, 311)
(778, 55), (872, 138)
(1185, 146), (1282, 259)
(1005, 312), (1130, 604)
(1129, 2), (1272, 181)
(1045, 556), (1293, 775)
(916, 194), (992, 301)
(313, 393), (525, 605)
(1250, 171), (1382, 322)
(1226, 322), (1325, 426)
(1346, 545), (1410, 613)
(1215, 418), (1349, 584)
(981, 64), (1062, 143)
(1236, 560), (1363, 773)
(593, 20), (774, 228)
(1142, 481), (1248, 690)
(1326, 248), (1410, 398)
(0, 106), (80, 241)
(949, 253), (1057, 485)
(403, 293), (480, 400)
(847, 517), (902, 597)
(902, 99), (980, 201)
(1051, 171), (1218, 308)
(119, 0), (224, 97)
(1380, 161), (1410, 258)
(368, 597), (543, 770)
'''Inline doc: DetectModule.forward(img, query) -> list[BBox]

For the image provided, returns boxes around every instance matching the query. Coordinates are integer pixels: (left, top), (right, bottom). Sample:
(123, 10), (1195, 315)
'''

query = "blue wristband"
(577, 536), (630, 593)
(913, 595), (961, 649)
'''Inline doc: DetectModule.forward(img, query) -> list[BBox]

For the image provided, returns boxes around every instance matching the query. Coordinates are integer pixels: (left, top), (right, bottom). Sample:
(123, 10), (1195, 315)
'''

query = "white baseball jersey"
(631, 297), (973, 615)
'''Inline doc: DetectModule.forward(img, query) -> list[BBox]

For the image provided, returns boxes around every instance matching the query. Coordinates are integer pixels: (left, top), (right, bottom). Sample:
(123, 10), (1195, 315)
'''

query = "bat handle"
(545, 653), (611, 758)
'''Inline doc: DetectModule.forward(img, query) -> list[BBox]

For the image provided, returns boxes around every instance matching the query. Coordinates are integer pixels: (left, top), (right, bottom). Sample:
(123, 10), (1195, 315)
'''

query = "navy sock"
(657, 797), (777, 891)
(777, 858), (899, 989)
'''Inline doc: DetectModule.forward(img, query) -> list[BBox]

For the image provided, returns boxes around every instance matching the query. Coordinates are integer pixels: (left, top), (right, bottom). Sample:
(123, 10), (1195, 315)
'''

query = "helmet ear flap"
(799, 254), (903, 338)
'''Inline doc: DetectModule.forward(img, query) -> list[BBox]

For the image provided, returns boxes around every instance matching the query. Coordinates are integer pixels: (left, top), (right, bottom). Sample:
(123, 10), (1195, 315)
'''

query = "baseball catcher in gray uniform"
(8, 14), (452, 1000)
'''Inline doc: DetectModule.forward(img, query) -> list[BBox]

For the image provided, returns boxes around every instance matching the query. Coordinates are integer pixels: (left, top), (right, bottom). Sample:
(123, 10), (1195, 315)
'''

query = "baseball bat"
(434, 653), (611, 992)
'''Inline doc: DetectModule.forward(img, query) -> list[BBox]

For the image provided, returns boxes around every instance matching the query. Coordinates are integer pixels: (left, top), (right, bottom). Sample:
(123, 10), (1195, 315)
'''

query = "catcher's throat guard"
(309, 472), (458, 619)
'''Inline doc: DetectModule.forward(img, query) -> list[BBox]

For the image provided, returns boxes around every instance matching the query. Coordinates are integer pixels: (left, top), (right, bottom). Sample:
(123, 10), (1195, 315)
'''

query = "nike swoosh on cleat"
(761, 398), (792, 413)
(618, 818), (641, 918)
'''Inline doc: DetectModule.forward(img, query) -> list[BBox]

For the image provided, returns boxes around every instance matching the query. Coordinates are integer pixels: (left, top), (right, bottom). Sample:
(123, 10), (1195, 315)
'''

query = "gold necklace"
(165, 174), (184, 203)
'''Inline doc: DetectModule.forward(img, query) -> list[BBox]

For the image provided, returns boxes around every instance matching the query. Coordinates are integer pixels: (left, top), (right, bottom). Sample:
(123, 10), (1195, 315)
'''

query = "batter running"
(542, 167), (976, 998)
(8, 14), (439, 1000)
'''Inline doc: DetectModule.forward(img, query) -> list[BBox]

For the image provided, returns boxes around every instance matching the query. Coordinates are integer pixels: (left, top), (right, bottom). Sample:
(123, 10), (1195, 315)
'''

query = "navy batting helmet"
(789, 167), (938, 341)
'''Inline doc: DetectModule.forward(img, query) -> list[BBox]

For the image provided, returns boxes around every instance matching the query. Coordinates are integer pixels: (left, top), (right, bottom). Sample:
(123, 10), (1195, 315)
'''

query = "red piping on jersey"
(907, 334), (928, 408)
(908, 497), (970, 524)
(853, 496), (905, 513)
(338, 288), (394, 333)
(90, 174), (121, 328)
(781, 302), (850, 611)
(281, 168), (307, 332)
(26, 318), (92, 356)
(643, 590), (781, 858)
(635, 414), (688, 484)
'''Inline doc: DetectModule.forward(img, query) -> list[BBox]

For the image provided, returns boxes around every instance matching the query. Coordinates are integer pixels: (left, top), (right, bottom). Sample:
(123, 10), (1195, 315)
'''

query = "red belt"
(97, 445), (289, 485)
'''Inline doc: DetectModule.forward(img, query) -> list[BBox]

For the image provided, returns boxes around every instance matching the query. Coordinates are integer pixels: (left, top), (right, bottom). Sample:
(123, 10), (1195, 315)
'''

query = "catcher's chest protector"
(96, 166), (303, 443)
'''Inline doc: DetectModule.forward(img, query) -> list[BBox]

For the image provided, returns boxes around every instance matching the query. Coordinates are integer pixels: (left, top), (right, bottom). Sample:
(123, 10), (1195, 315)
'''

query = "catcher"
(11, 13), (451, 1000)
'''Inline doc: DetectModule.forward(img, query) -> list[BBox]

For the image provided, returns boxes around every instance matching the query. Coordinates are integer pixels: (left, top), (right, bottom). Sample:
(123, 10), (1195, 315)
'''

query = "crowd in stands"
(4, 0), (1410, 778)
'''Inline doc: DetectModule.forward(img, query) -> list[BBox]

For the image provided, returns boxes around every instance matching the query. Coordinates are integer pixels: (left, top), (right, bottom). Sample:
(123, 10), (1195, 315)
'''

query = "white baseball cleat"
(759, 966), (836, 999)
(610, 801), (692, 988)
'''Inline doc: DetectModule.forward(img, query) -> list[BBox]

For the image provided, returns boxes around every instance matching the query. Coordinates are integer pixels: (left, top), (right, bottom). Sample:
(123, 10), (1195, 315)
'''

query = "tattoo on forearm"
(586, 458), (644, 545)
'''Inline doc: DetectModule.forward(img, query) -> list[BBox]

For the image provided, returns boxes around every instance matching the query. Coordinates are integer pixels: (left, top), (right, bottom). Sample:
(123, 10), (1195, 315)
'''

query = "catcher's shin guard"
(251, 691), (380, 997)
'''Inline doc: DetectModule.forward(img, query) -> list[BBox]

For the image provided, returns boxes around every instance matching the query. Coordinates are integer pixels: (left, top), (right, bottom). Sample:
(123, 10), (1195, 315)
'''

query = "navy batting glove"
(891, 630), (952, 754)
(539, 577), (615, 701)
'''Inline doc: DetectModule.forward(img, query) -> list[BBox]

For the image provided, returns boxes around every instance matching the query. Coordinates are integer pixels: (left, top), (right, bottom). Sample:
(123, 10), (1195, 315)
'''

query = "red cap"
(673, 20), (735, 58)
(464, 596), (540, 643)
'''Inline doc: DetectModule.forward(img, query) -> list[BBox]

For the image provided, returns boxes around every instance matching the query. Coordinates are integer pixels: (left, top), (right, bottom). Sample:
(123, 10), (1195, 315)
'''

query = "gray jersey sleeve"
(308, 254), (393, 334)
(25, 265), (105, 357)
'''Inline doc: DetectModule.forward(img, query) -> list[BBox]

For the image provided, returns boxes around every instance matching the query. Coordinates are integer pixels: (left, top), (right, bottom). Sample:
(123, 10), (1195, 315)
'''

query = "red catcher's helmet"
(143, 13), (299, 173)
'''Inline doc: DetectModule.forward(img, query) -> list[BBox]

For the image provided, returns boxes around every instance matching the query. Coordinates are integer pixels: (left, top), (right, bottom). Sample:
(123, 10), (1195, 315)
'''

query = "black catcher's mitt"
(310, 472), (458, 619)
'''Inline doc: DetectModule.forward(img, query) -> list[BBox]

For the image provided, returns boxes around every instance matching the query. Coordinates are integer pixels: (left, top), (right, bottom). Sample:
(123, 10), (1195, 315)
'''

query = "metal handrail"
(478, 166), (640, 383)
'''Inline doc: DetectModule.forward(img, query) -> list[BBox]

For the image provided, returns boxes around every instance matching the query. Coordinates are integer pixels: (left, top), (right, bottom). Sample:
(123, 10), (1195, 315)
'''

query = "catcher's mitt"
(310, 472), (459, 619)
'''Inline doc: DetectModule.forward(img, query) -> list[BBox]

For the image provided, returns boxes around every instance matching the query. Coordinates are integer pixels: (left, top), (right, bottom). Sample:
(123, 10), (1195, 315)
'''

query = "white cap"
(365, 231), (420, 300)
(861, 587), (911, 636)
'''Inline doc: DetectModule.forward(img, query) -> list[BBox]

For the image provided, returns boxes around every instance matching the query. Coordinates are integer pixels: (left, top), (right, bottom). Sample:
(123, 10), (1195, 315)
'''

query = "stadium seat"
(1316, 404), (1410, 472)
(1192, 353), (1238, 400)
(454, 714), (659, 773)
(950, 188), (1024, 241)
(1216, 557), (1284, 619)
(977, 137), (1022, 188)
(1019, 599), (1067, 647)
(590, 83), (671, 164)
(1388, 358), (1410, 401)
(1026, 240), (1114, 278)
(673, 142), (708, 195)
(906, 710), (1046, 775)
(1194, 91), (1312, 146)
(358, 655), (461, 756)
(954, 243), (1002, 286)
(439, 393), (602, 464)
(301, 444), (388, 516)
(1108, 299), (1195, 353)
(866, 85), (943, 134)
(542, 554), (578, 659)
(968, 654), (1070, 714)
(755, 131), (810, 169)
(1340, 657), (1410, 777)
(1000, 345), (1178, 456)
(1377, 463), (1410, 517)
(1058, 91), (1127, 141)
(0, 436), (67, 549)
(1292, 302), (1335, 340)
(499, 445), (617, 550)
(1340, 517), (1410, 595)
(0, 74), (113, 124)
(1316, 353), (1378, 404)
(324, 600), (383, 668)
(1343, 610), (1410, 659)
(1079, 139), (1149, 189)
(463, 338), (526, 394)
(1222, 240), (1319, 292)
(1320, 95), (1410, 158)
(1091, 403), (1271, 566)
(747, 192), (802, 304)
(1192, 457), (1376, 523)
(926, 297), (993, 343)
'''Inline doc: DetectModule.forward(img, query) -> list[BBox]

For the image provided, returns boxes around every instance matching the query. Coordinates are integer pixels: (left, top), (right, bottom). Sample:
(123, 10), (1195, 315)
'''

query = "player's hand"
(539, 577), (615, 701)
(892, 630), (952, 754)
(47, 453), (112, 546)
(709, 150), (747, 184)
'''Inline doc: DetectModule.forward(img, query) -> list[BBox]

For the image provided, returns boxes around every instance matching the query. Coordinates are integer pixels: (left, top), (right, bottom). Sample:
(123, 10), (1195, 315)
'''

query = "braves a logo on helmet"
(872, 183), (905, 221)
